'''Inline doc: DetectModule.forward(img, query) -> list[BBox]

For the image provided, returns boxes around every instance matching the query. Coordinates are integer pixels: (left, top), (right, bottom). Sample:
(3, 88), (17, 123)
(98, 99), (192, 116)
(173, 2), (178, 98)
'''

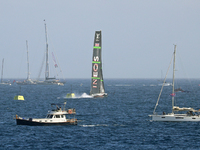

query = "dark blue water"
(1, 79), (200, 149)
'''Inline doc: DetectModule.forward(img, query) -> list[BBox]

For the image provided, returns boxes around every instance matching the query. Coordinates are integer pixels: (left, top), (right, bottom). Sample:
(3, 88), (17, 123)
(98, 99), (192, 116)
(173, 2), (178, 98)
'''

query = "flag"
(170, 93), (176, 97)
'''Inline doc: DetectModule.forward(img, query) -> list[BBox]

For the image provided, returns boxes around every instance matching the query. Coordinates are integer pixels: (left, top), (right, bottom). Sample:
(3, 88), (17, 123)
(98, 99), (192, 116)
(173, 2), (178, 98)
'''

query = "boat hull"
(16, 118), (77, 126)
(150, 114), (200, 122)
(35, 81), (65, 85)
(92, 93), (108, 98)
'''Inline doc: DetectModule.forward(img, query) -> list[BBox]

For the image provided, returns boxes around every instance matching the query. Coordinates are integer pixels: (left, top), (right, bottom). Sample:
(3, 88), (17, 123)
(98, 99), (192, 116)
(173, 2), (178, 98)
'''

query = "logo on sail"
(92, 56), (99, 88)
(95, 43), (99, 47)
(96, 33), (100, 41)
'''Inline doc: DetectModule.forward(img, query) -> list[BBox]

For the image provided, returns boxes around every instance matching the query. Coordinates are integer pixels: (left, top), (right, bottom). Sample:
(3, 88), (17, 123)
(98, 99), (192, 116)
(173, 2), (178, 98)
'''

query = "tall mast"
(1, 58), (4, 83)
(44, 21), (49, 80)
(26, 40), (30, 80)
(172, 45), (176, 113)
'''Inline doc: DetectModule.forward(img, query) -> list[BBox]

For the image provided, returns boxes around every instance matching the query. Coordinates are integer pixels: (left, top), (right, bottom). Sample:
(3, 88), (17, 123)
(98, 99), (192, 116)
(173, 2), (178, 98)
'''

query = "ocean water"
(1, 79), (200, 149)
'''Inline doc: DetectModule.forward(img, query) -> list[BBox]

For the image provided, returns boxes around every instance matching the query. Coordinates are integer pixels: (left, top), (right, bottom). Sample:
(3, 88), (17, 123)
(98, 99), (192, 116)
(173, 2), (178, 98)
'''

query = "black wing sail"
(90, 31), (105, 95)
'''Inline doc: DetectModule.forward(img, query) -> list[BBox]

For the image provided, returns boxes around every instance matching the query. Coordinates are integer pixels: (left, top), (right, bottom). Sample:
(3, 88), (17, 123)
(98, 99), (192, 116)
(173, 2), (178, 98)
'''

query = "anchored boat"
(149, 45), (200, 121)
(16, 103), (77, 126)
(35, 21), (66, 85)
(0, 59), (11, 85)
(16, 41), (36, 85)
(90, 31), (107, 98)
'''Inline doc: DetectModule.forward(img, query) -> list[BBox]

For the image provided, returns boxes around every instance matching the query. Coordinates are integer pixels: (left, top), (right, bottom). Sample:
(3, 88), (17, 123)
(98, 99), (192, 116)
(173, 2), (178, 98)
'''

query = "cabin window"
(192, 118), (196, 119)
(161, 117), (165, 118)
(55, 115), (60, 118)
(47, 115), (53, 118)
(61, 115), (64, 118)
(175, 117), (184, 119)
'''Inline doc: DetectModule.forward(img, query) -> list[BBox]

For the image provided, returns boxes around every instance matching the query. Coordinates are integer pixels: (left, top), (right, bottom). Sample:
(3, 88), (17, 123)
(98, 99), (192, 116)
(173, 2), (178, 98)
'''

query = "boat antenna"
(1, 58), (4, 83)
(44, 20), (49, 80)
(63, 101), (67, 111)
(26, 40), (30, 80)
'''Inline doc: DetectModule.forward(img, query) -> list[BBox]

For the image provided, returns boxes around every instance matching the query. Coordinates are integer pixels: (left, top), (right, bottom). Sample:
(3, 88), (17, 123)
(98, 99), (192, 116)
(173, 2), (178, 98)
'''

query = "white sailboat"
(0, 58), (11, 85)
(16, 41), (36, 85)
(36, 21), (66, 85)
(149, 45), (200, 121)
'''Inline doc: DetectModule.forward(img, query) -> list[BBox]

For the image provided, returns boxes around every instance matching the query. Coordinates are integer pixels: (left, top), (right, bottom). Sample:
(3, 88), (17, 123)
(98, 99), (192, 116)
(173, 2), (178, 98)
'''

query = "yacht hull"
(150, 114), (200, 122)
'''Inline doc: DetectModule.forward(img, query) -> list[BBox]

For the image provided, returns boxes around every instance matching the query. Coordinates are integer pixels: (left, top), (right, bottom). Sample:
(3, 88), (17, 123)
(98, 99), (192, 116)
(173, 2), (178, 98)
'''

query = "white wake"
(64, 93), (93, 99)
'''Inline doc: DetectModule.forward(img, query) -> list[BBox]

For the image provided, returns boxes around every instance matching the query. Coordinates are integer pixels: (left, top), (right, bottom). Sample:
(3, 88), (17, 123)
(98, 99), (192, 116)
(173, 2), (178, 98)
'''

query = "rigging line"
(37, 50), (45, 81)
(46, 31), (65, 80)
(153, 52), (174, 114)
(48, 33), (65, 80)
(54, 52), (65, 80)
(48, 38), (59, 78)
(18, 43), (26, 79)
(52, 52), (58, 77)
(176, 50), (197, 101)
(31, 29), (44, 80)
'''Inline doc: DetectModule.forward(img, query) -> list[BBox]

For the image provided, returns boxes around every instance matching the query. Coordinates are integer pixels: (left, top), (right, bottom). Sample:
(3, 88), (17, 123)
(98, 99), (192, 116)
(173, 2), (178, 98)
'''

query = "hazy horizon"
(1, 1), (200, 79)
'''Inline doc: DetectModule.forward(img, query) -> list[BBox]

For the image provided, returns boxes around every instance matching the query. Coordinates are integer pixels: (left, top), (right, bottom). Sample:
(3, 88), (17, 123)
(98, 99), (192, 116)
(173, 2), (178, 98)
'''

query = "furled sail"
(90, 31), (105, 95)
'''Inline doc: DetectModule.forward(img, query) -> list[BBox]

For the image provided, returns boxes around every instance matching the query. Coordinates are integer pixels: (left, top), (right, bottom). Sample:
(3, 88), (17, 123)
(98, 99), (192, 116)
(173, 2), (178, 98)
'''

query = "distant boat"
(149, 45), (200, 121)
(90, 31), (107, 98)
(174, 87), (184, 92)
(16, 41), (36, 85)
(35, 21), (66, 85)
(158, 70), (172, 86)
(0, 58), (11, 85)
(158, 82), (172, 86)
(15, 103), (77, 126)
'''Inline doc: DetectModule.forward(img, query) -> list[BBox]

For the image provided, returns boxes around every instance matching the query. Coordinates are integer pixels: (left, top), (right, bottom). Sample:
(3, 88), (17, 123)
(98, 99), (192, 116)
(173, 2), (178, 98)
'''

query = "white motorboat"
(16, 103), (77, 126)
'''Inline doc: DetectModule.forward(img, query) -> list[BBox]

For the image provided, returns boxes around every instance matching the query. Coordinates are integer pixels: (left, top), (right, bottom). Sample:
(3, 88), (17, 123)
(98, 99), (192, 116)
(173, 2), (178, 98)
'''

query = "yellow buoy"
(14, 95), (25, 100)
(66, 93), (75, 98)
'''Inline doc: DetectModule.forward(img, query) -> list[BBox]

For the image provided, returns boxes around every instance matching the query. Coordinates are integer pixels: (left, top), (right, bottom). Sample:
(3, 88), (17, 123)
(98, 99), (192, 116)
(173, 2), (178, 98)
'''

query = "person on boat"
(163, 111), (166, 115)
(57, 106), (61, 110)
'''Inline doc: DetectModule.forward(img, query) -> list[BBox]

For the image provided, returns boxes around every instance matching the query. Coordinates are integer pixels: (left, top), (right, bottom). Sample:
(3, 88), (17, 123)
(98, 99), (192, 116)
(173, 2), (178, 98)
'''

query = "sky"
(1, 0), (200, 79)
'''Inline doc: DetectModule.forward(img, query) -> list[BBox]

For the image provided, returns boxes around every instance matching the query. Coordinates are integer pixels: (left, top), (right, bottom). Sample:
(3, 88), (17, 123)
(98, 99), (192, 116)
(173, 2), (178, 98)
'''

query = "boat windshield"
(46, 115), (53, 118)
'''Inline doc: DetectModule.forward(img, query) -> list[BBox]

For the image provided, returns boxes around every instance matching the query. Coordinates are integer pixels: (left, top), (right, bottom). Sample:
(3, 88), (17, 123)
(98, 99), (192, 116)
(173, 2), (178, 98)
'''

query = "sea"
(1, 78), (200, 150)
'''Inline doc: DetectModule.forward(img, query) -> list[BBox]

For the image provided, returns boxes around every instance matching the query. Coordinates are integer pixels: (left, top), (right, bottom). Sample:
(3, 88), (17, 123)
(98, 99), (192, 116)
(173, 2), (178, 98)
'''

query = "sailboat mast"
(172, 45), (176, 113)
(26, 41), (30, 80)
(44, 21), (49, 80)
(1, 58), (4, 83)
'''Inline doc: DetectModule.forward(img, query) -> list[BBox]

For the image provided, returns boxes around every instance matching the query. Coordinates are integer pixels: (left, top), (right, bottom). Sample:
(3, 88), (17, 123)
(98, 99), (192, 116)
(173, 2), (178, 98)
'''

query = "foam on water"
(64, 92), (93, 99)
(80, 124), (108, 127)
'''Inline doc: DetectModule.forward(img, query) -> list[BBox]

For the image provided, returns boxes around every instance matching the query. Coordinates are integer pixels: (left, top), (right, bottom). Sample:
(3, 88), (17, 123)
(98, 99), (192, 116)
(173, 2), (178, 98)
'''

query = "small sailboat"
(158, 70), (172, 86)
(149, 45), (200, 121)
(36, 21), (66, 85)
(16, 41), (36, 85)
(90, 31), (107, 98)
(15, 103), (77, 126)
(0, 59), (11, 85)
